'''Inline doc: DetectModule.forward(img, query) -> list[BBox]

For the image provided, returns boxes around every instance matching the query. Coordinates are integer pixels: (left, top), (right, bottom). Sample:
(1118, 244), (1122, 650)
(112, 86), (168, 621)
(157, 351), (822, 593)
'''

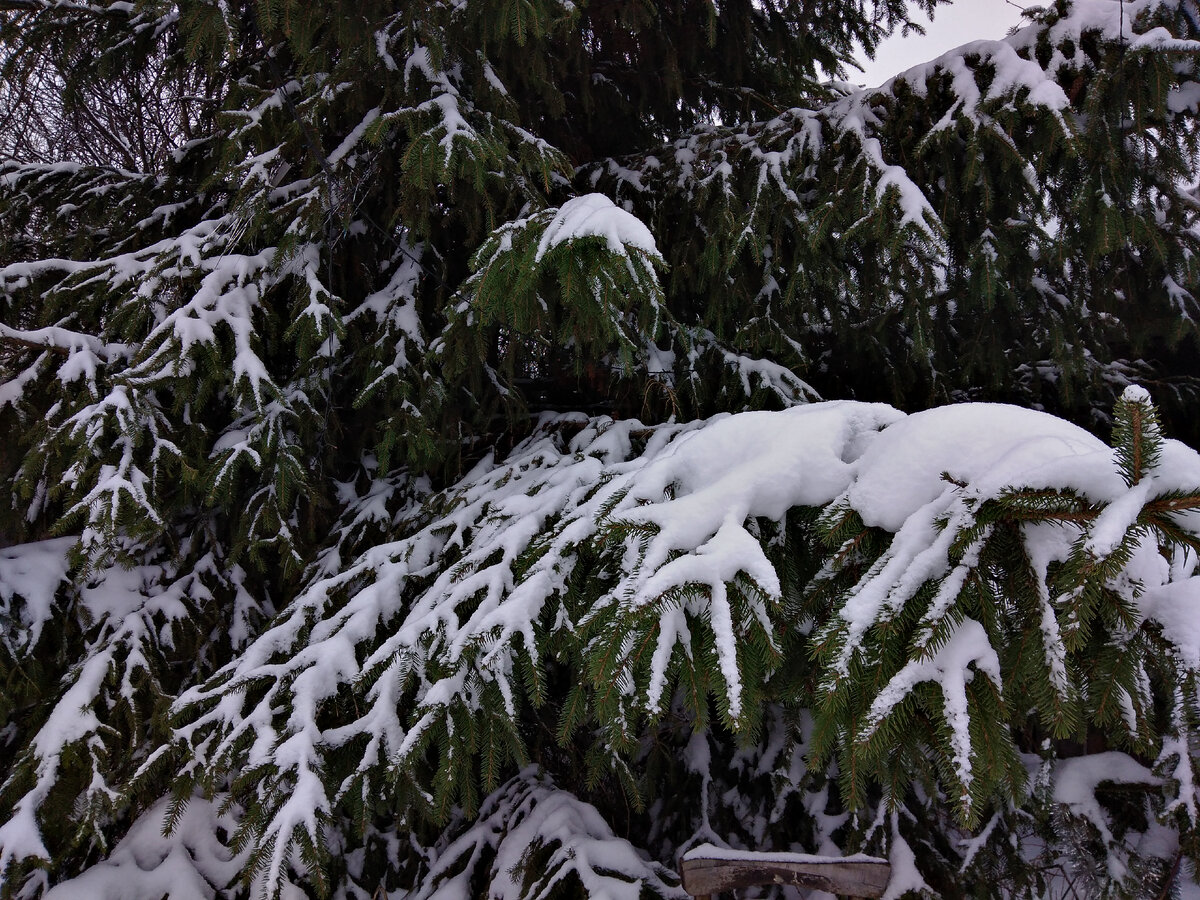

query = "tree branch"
(0, 332), (69, 356)
(0, 0), (141, 15)
(0, 323), (124, 358)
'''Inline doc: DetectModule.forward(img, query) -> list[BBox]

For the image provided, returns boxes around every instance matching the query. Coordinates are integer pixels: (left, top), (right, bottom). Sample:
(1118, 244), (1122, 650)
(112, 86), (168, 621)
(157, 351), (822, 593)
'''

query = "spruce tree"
(3, 1), (1200, 898)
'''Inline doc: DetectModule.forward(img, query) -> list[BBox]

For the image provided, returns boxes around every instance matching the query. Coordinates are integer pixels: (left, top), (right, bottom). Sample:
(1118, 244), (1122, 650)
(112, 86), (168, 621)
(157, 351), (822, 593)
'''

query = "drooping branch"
(0, 323), (125, 359)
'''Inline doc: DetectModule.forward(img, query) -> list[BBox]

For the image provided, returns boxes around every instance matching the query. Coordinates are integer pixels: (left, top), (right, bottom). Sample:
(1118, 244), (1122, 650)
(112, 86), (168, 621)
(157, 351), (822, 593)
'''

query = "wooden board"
(680, 853), (891, 899)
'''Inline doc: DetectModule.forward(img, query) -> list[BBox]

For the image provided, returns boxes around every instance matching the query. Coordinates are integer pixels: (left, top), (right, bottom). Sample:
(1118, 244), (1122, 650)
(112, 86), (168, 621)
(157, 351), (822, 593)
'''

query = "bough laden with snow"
(593, 0), (1200, 439)
(5, 389), (1200, 896)
(5, 0), (1200, 897)
(178, 390), (1200, 898)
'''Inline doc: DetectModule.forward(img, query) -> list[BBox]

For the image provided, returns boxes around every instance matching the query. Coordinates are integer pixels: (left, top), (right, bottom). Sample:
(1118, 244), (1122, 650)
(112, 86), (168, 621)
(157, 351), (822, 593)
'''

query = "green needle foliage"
(5, 0), (1200, 898)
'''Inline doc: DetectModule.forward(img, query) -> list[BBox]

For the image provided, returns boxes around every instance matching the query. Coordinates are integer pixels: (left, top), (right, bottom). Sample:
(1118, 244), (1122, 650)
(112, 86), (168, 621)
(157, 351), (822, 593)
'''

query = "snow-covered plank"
(680, 844), (890, 898)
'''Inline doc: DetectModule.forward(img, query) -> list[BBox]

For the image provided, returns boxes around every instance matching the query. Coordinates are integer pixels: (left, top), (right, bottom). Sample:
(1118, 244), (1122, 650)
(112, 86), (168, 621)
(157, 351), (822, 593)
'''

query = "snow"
(0, 537), (73, 652)
(881, 823), (928, 900)
(534, 193), (661, 262)
(620, 402), (903, 572)
(825, 402), (1136, 685)
(3, 0), (1200, 893)
(1085, 478), (1155, 557)
(848, 403), (1119, 533)
(0, 323), (129, 364)
(325, 107), (380, 167)
(861, 617), (1002, 797)
(1025, 522), (1075, 697)
(1122, 384), (1153, 405)
(682, 842), (886, 865)
(1053, 752), (1161, 849)
(886, 0), (1196, 102)
(171, 387), (1200, 898)
(5, 355), (1200, 897)
(1140, 578), (1200, 669)
(43, 797), (247, 900)
(412, 769), (684, 900)
(0, 541), (258, 885)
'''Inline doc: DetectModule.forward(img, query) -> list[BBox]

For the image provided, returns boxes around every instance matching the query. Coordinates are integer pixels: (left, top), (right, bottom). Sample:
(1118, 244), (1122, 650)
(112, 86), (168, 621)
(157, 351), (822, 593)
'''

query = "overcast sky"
(854, 0), (1031, 87)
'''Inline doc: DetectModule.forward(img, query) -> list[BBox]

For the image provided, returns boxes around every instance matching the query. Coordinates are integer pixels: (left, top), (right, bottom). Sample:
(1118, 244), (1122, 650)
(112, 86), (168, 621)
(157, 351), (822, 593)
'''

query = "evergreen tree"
(3, 0), (1200, 898)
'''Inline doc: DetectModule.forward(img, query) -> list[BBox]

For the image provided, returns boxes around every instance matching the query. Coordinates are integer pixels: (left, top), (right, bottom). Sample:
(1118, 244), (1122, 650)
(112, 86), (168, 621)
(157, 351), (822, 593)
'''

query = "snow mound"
(43, 797), (246, 900)
(848, 403), (1119, 532)
(535, 193), (660, 261)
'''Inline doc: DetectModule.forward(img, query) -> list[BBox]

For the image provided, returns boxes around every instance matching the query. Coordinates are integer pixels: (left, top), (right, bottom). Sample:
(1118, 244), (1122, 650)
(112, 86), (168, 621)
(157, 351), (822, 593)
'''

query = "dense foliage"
(4, 0), (1200, 897)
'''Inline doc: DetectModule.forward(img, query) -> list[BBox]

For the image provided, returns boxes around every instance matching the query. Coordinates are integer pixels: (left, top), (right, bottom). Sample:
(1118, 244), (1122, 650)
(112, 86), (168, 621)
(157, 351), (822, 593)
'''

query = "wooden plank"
(680, 854), (891, 899)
